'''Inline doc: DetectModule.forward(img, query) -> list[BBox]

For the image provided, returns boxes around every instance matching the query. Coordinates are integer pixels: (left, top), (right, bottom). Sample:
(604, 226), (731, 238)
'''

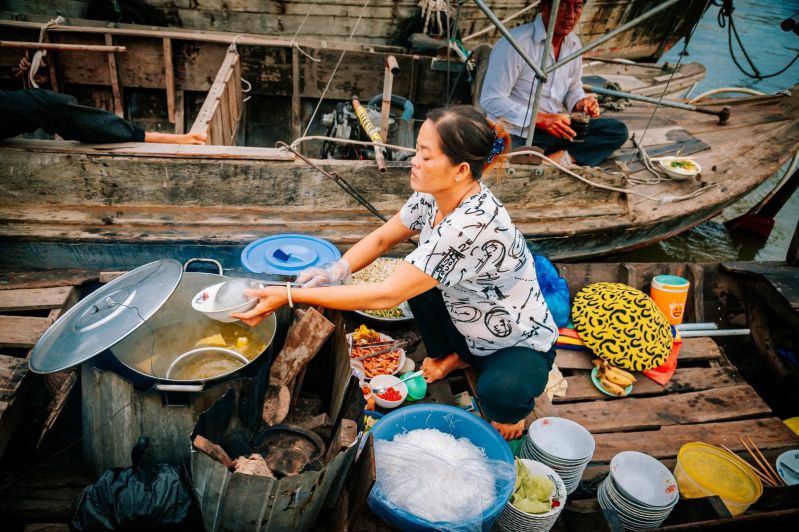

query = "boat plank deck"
(0, 283), (80, 460)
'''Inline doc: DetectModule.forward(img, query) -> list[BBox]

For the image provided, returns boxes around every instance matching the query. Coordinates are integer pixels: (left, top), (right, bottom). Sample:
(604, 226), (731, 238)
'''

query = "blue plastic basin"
(367, 404), (514, 531)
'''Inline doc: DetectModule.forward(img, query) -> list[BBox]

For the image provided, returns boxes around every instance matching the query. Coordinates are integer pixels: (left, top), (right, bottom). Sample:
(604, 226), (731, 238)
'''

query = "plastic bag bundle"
(372, 428), (515, 531)
(533, 255), (570, 328)
(70, 437), (200, 531)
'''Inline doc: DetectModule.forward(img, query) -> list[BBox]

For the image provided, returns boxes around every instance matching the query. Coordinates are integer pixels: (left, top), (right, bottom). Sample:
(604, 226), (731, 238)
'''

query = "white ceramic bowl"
(528, 417), (595, 462)
(610, 451), (679, 508)
(369, 374), (408, 409)
(191, 282), (258, 323)
(656, 156), (702, 180)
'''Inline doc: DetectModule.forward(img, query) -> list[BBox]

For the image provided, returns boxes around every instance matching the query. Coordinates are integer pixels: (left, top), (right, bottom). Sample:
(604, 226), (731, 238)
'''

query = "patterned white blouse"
(400, 183), (557, 355)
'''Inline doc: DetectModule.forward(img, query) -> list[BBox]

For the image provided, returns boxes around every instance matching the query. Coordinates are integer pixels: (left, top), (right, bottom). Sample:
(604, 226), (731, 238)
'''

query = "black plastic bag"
(70, 437), (200, 531)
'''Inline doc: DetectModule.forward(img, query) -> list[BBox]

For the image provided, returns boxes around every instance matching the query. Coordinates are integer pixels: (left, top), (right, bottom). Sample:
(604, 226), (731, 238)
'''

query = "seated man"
(0, 89), (206, 144)
(479, 0), (627, 166)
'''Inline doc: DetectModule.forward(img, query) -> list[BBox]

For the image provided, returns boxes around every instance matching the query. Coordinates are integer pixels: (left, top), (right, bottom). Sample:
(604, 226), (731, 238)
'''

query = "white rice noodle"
(374, 428), (498, 526)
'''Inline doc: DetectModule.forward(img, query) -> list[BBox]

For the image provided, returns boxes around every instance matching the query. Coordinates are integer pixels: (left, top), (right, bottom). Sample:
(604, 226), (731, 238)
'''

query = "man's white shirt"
(480, 15), (587, 137)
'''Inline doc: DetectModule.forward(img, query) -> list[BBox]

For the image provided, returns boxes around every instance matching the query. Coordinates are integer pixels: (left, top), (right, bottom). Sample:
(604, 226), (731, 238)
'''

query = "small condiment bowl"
(192, 282), (258, 323)
(370, 374), (408, 409)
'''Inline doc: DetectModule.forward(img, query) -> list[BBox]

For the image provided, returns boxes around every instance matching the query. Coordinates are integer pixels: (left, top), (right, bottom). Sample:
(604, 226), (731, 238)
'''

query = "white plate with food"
(655, 156), (702, 180)
(347, 325), (406, 379)
(349, 257), (415, 323)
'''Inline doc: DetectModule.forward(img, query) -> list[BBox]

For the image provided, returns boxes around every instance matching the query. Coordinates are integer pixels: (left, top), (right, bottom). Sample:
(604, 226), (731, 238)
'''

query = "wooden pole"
(0, 40), (127, 52)
(380, 55), (398, 143)
(163, 38), (175, 124)
(788, 218), (799, 266)
(291, 46), (301, 143)
(104, 34), (124, 118)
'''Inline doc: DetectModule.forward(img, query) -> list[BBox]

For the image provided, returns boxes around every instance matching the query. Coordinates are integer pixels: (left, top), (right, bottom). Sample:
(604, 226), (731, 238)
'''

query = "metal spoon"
(372, 370), (423, 396)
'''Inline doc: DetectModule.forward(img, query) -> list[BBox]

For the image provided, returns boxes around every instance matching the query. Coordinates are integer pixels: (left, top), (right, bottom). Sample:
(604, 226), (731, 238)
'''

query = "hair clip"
(484, 130), (505, 166)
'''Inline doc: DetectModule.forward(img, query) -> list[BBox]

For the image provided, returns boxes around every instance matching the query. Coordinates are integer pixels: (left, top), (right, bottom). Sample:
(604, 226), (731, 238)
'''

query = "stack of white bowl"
(495, 459), (567, 532)
(597, 451), (679, 530)
(520, 417), (595, 494)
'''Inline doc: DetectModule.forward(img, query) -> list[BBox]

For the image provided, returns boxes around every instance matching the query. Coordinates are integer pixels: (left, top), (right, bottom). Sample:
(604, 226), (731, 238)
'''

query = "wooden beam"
(0, 40), (127, 52)
(104, 34), (123, 118)
(0, 316), (51, 349)
(291, 46), (301, 141)
(189, 47), (241, 145)
(0, 286), (73, 312)
(174, 89), (185, 134)
(0, 19), (406, 55)
(163, 38), (175, 124)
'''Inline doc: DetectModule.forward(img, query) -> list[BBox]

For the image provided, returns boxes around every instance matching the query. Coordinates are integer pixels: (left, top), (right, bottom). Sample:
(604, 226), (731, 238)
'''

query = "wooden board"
(592, 417), (799, 462)
(0, 282), (80, 459)
(556, 366), (743, 402)
(554, 336), (722, 370)
(555, 384), (770, 433)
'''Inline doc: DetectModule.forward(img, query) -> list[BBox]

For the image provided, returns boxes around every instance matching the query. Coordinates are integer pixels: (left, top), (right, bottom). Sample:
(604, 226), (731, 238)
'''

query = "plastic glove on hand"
(296, 259), (351, 288)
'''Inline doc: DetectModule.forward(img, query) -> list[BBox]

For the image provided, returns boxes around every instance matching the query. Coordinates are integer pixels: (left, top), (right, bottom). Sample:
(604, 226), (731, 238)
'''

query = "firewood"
(325, 418), (358, 464)
(262, 383), (291, 426)
(192, 434), (235, 470)
(269, 308), (334, 386)
(234, 454), (275, 478)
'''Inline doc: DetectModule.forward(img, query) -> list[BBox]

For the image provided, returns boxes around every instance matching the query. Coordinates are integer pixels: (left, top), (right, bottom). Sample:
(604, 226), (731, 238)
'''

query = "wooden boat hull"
(5, 0), (708, 59)
(0, 20), (796, 269)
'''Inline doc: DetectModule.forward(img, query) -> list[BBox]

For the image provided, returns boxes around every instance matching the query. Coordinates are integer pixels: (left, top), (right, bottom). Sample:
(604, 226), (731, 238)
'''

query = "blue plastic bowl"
(367, 404), (513, 531)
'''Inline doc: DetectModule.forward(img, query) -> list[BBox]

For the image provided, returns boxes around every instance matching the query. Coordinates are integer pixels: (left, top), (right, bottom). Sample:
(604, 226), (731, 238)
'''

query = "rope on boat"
(633, 0), (712, 155)
(508, 149), (717, 204)
(302, 0), (371, 138)
(287, 8), (321, 62)
(714, 0), (799, 80)
(463, 2), (540, 42)
(276, 141), (388, 221)
(687, 86), (764, 105)
(288, 135), (416, 154)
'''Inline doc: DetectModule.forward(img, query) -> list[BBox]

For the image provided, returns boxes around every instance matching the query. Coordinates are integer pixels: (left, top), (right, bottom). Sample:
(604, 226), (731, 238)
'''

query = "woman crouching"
(235, 105), (558, 440)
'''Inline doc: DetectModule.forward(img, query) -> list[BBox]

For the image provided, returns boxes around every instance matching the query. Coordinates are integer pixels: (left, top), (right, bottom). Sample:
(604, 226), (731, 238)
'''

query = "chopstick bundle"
(720, 444), (778, 487)
(733, 433), (787, 487)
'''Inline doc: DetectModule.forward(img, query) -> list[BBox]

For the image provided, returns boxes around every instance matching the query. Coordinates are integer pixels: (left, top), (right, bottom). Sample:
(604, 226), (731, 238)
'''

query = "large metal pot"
(29, 258), (276, 395)
(110, 259), (276, 392)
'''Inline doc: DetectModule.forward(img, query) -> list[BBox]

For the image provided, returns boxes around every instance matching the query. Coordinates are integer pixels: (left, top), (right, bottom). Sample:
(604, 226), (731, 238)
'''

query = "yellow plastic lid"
(784, 417), (799, 436)
(677, 442), (763, 504)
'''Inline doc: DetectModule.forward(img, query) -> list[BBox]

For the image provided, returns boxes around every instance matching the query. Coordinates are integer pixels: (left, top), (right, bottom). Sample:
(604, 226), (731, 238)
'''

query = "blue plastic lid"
(241, 233), (341, 274)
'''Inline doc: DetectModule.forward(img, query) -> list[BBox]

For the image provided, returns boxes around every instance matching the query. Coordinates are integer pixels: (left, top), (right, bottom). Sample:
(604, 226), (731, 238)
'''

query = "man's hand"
(536, 113), (576, 140)
(574, 95), (600, 117)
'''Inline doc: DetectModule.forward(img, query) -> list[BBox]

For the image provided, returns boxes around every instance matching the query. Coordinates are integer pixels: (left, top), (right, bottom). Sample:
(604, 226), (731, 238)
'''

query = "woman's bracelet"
(286, 282), (294, 308)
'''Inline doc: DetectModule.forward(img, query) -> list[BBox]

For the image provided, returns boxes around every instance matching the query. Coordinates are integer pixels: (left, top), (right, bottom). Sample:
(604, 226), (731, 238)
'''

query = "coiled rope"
(713, 0), (799, 80)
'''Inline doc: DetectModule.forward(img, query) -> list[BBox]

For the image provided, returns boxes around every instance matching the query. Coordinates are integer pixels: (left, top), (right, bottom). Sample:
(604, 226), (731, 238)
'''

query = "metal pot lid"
(241, 233), (341, 274)
(29, 259), (184, 374)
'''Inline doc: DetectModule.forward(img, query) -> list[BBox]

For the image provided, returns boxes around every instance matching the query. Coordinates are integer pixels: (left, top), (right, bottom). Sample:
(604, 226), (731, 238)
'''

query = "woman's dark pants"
(408, 288), (555, 424)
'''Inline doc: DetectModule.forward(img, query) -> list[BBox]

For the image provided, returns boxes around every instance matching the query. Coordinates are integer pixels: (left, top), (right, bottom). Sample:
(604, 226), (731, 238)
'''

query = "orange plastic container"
(651, 275), (690, 325)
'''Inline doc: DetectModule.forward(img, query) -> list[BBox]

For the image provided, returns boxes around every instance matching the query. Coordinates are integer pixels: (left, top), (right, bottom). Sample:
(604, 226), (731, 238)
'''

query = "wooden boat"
(0, 18), (795, 269)
(5, 0), (708, 59)
(1, 256), (798, 528)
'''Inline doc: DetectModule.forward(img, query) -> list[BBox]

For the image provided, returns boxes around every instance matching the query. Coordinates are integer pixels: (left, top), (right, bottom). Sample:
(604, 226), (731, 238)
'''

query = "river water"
(610, 0), (799, 262)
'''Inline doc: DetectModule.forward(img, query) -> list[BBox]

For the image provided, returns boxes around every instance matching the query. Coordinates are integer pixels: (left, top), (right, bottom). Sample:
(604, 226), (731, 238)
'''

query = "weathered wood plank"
(0, 353), (28, 396)
(163, 38), (175, 123)
(0, 316), (51, 348)
(555, 384), (770, 433)
(592, 417), (799, 463)
(0, 286), (73, 311)
(556, 366), (743, 403)
(555, 337), (722, 370)
(104, 34), (123, 118)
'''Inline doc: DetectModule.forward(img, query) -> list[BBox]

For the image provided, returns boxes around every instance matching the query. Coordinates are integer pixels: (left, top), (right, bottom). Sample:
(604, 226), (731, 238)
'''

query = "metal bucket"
(110, 259), (276, 392)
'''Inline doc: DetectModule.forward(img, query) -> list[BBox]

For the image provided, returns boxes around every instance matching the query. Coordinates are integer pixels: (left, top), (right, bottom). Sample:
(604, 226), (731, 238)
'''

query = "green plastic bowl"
(400, 371), (427, 401)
